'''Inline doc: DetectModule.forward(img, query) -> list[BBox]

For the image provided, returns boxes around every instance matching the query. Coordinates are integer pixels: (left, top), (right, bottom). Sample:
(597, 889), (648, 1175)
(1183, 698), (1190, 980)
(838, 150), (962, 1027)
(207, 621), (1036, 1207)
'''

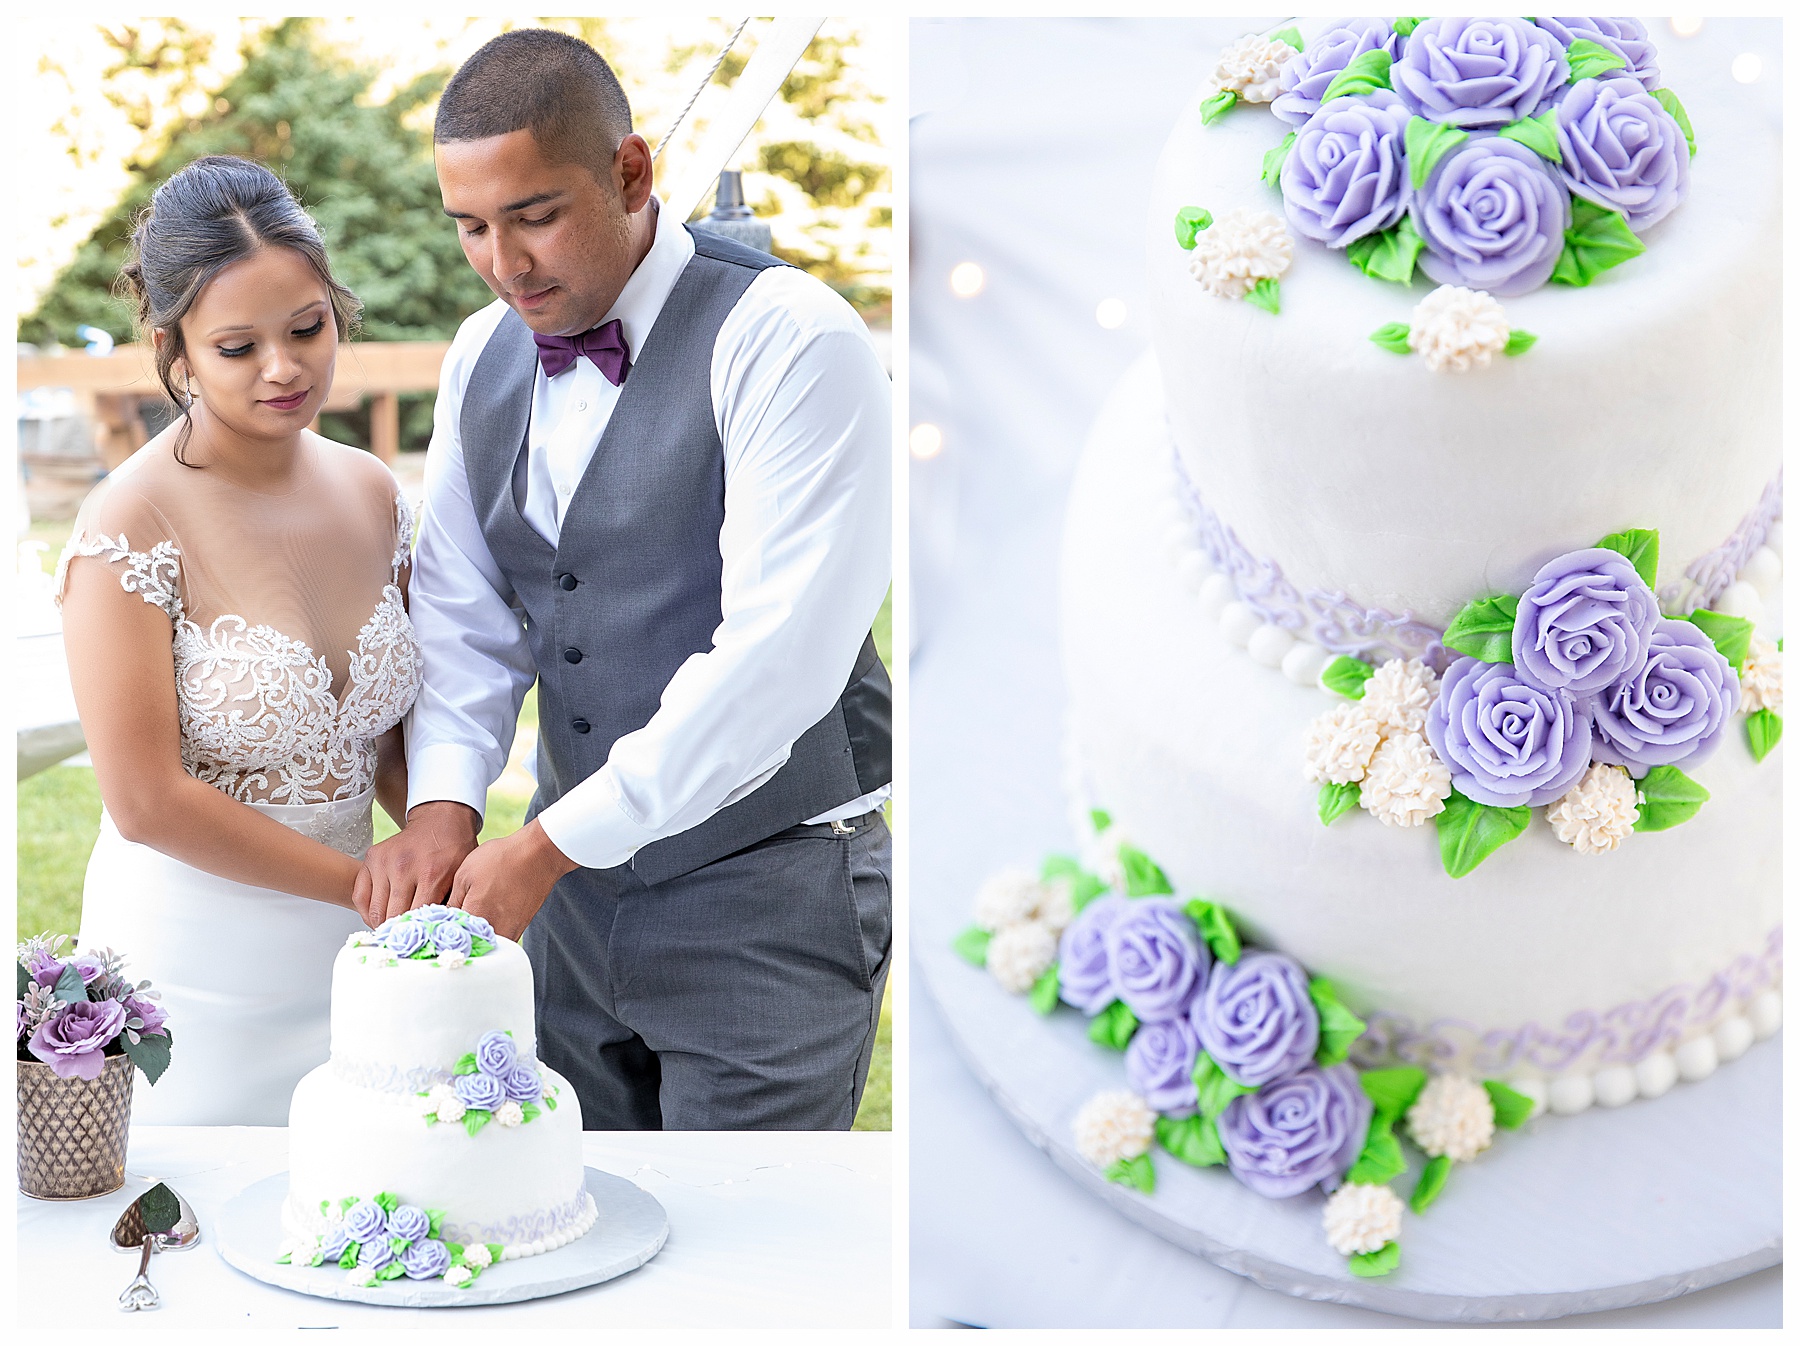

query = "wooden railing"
(17, 341), (451, 467)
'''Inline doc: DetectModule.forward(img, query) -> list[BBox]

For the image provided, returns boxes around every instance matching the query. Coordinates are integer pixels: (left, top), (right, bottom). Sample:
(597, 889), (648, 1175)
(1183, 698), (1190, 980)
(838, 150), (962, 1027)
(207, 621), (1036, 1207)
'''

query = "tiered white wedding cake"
(278, 908), (595, 1289)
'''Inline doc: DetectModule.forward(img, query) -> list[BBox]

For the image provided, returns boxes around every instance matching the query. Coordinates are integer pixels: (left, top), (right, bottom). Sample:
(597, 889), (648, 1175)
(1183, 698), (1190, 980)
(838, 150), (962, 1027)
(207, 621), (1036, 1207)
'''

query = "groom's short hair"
(435, 29), (633, 186)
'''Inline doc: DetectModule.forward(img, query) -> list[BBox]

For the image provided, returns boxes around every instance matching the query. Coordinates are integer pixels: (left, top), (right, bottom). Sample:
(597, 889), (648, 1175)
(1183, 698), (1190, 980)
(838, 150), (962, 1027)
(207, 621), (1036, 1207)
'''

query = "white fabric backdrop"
(905, 16), (1782, 1328)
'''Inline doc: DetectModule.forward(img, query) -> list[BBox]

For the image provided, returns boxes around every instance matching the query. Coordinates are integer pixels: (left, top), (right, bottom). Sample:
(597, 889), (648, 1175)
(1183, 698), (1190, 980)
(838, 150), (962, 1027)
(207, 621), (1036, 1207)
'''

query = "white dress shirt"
(406, 197), (892, 869)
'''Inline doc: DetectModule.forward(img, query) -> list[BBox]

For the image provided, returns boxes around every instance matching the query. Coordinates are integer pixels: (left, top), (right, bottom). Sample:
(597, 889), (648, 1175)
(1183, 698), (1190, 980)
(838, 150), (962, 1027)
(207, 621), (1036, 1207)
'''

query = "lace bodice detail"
(59, 489), (423, 808)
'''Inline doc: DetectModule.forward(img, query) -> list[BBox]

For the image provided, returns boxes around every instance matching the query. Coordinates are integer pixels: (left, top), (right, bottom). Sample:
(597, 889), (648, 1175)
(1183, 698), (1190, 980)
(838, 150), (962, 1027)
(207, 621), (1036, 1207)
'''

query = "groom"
(358, 29), (892, 1131)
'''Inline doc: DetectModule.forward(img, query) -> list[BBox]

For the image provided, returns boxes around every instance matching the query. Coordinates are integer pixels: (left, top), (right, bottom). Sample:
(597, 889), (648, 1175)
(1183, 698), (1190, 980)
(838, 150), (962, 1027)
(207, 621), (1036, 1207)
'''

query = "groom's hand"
(356, 801), (481, 927)
(448, 820), (580, 942)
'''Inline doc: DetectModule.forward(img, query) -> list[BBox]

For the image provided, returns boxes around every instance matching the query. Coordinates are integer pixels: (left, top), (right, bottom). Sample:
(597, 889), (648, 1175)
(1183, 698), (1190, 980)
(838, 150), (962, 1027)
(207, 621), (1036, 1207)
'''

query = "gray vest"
(460, 228), (890, 886)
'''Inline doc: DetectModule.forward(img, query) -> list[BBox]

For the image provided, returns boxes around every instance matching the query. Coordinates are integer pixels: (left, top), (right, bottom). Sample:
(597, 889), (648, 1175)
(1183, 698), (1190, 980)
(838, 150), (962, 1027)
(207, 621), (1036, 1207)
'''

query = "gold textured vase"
(17, 1053), (135, 1199)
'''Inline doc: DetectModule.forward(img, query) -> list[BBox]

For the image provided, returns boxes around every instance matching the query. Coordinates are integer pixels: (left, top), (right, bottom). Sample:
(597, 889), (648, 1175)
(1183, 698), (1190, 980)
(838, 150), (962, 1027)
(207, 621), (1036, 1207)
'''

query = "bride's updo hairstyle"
(117, 155), (361, 463)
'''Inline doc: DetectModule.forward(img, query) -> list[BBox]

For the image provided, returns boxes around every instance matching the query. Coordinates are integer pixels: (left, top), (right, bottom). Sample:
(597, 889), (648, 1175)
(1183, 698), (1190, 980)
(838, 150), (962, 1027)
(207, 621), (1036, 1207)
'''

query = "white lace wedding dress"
(56, 439), (423, 1125)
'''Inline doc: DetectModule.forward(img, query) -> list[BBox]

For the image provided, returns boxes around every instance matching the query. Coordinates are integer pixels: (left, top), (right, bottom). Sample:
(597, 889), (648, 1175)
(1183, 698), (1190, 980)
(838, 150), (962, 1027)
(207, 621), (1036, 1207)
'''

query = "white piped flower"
(974, 867), (1057, 933)
(986, 920), (1059, 994)
(1322, 1182), (1404, 1256)
(279, 1235), (320, 1262)
(1361, 657), (1439, 737)
(1546, 763), (1640, 855)
(443, 1263), (474, 1288)
(1082, 825), (1130, 894)
(494, 1100), (525, 1128)
(1359, 732), (1452, 828)
(1189, 208), (1293, 300)
(1408, 285), (1510, 373)
(1073, 1089), (1157, 1169)
(347, 930), (375, 948)
(1211, 33), (1299, 103)
(1303, 700), (1383, 785)
(1406, 1074), (1496, 1162)
(1036, 876), (1076, 935)
(434, 1092), (467, 1123)
(438, 950), (470, 969)
(1740, 634), (1783, 714)
(346, 1266), (377, 1287)
(463, 1242), (494, 1269)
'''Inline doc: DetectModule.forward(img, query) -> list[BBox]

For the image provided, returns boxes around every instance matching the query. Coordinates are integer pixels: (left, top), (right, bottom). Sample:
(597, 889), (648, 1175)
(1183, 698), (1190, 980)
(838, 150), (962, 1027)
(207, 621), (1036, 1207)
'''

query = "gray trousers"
(522, 810), (891, 1130)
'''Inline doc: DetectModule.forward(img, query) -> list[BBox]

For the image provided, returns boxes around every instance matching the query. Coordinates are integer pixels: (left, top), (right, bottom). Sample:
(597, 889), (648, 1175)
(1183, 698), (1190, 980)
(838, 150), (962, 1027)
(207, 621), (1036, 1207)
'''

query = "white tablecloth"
(18, 1127), (891, 1327)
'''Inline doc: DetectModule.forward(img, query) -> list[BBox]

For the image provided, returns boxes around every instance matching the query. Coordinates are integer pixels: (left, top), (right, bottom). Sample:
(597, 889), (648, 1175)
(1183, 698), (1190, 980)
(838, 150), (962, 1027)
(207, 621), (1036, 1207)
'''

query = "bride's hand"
(357, 801), (481, 925)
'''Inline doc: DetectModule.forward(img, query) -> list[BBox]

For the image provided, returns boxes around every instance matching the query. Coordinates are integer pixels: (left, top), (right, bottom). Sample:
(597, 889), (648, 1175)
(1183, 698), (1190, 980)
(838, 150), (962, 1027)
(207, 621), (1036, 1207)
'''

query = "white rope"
(652, 18), (752, 162)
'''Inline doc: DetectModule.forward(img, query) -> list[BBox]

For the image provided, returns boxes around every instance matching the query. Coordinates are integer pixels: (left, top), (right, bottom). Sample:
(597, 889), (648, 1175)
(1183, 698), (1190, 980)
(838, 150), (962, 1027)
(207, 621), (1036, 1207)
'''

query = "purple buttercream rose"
(1190, 950), (1320, 1089)
(1270, 19), (1400, 128)
(357, 1237), (396, 1270)
(462, 914), (496, 943)
(476, 1030), (517, 1077)
(1590, 619), (1740, 776)
(1554, 74), (1688, 231)
(1514, 547), (1660, 695)
(343, 1199), (389, 1244)
(454, 1069), (507, 1111)
(27, 999), (127, 1080)
(1216, 1062), (1372, 1199)
(123, 993), (169, 1036)
(399, 1237), (452, 1280)
(1281, 89), (1413, 248)
(1392, 17), (1569, 129)
(413, 905), (456, 923)
(382, 917), (429, 958)
(1414, 136), (1570, 296)
(385, 1204), (431, 1244)
(502, 1062), (544, 1103)
(1056, 895), (1128, 1014)
(318, 1220), (354, 1260)
(1427, 656), (1594, 808)
(1533, 16), (1659, 88)
(430, 920), (474, 957)
(1103, 898), (1210, 1024)
(1124, 1017), (1202, 1116)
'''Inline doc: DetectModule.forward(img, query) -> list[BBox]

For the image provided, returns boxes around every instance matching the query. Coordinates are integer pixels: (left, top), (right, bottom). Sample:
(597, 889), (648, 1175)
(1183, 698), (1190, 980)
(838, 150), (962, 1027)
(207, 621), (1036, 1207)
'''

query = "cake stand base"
(216, 1168), (668, 1308)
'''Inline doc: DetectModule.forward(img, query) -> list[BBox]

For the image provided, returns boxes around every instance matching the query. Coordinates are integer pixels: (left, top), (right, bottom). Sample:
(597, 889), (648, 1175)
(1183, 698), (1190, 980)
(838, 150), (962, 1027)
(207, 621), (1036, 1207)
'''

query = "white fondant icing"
(1246, 623), (1295, 668)
(1547, 1074), (1596, 1117)
(1175, 550), (1212, 593)
(1713, 1014), (1754, 1062)
(1281, 640), (1330, 687)
(1674, 1035), (1719, 1082)
(1741, 544), (1782, 594)
(1591, 1065), (1638, 1109)
(1197, 571), (1235, 620)
(1714, 579), (1764, 621)
(1634, 1051), (1678, 1100)
(1217, 600), (1261, 647)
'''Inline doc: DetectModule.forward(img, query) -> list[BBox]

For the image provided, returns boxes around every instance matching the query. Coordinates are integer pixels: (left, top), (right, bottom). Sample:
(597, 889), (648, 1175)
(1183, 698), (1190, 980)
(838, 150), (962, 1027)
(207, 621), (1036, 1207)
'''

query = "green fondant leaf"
(1269, 26), (1303, 53)
(1119, 845), (1173, 896)
(446, 1243), (464, 1259)
(1436, 790), (1531, 878)
(1411, 1154), (1452, 1213)
(1746, 708), (1783, 763)
(470, 937), (495, 957)
(407, 946), (435, 960)
(545, 1094), (557, 1111)
(464, 1108), (491, 1137)
(1495, 108), (1562, 163)
(1322, 48), (1394, 103)
(1405, 116), (1469, 191)
(1243, 277), (1281, 315)
(1349, 1241), (1402, 1277)
(1551, 197), (1645, 286)
(1089, 999), (1140, 1051)
(1317, 781), (1361, 827)
(1650, 86), (1696, 157)
(374, 1191), (398, 1214)
(1105, 1153), (1157, 1194)
(951, 925), (992, 967)
(1346, 215), (1426, 285)
(1043, 855), (1108, 910)
(276, 1253), (292, 1265)
(1345, 1119), (1407, 1185)
(1565, 36), (1628, 82)
(520, 1101), (542, 1124)
(1309, 978), (1367, 1066)
(1262, 131), (1298, 186)
(1174, 206), (1214, 250)
(378, 1261), (406, 1281)
(1185, 899), (1242, 965)
(1368, 321), (1413, 354)
(1482, 1079), (1535, 1130)
(427, 1209), (446, 1240)
(119, 1027), (173, 1085)
(487, 1242), (505, 1263)
(1090, 808), (1113, 833)
(51, 963), (89, 1004)
(1595, 528), (1660, 588)
(1193, 1051), (1258, 1121)
(1680, 608), (1753, 672)
(340, 1244), (360, 1270)
(1200, 89), (1239, 125)
(1360, 1065), (1428, 1126)
(1321, 654), (1377, 698)
(1393, 18), (1423, 38)
(339, 1197), (356, 1213)
(1633, 764), (1710, 832)
(454, 1052), (479, 1076)
(1503, 328), (1538, 356)
(320, 1199), (330, 1216)
(1442, 594), (1520, 663)
(1156, 1113), (1229, 1168)
(1029, 962), (1061, 1015)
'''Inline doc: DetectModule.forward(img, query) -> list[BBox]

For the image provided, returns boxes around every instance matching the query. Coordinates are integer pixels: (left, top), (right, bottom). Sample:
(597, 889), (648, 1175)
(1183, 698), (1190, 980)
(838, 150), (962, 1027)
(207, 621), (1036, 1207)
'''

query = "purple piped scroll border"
(1350, 926), (1782, 1078)
(1170, 442), (1783, 668)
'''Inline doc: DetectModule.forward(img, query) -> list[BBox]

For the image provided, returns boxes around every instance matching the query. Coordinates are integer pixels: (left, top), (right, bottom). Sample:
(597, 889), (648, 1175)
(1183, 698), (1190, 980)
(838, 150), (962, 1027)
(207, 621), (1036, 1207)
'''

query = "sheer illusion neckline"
(168, 430), (324, 498)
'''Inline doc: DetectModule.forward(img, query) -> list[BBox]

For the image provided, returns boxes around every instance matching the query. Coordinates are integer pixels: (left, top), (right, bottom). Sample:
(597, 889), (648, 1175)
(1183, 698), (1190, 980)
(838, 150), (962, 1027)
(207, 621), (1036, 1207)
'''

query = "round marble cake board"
(216, 1168), (668, 1308)
(917, 920), (1781, 1324)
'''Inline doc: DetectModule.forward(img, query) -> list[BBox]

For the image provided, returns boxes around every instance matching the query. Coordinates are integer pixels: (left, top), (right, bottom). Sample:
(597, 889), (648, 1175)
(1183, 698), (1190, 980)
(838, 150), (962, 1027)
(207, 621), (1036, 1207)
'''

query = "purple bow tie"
(533, 319), (631, 384)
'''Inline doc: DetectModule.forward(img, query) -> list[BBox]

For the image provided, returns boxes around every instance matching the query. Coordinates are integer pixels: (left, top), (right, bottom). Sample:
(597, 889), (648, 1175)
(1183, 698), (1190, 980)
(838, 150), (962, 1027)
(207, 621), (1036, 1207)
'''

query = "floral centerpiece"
(17, 934), (173, 1198)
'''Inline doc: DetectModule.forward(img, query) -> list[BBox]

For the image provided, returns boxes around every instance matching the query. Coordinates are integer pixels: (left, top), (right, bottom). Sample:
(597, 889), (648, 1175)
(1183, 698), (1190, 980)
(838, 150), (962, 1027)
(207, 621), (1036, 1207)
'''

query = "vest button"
(572, 718), (591, 734)
(558, 573), (578, 591)
(564, 648), (582, 664)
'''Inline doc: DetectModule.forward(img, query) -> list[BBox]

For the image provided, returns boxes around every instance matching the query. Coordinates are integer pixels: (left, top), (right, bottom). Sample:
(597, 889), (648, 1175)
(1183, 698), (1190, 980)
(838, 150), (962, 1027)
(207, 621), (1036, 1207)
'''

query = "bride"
(56, 155), (422, 1125)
